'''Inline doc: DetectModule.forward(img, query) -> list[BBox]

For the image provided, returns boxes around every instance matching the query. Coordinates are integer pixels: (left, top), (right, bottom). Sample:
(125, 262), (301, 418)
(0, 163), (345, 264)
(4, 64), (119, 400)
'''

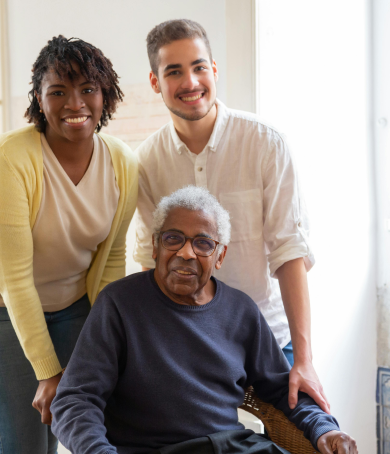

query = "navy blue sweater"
(51, 270), (339, 454)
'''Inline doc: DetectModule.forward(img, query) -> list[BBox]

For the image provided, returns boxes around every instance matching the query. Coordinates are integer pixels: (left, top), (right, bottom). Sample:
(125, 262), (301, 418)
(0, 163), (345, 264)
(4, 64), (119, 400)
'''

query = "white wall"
(225, 0), (258, 112)
(253, 1), (376, 452)
(7, 0), (227, 129)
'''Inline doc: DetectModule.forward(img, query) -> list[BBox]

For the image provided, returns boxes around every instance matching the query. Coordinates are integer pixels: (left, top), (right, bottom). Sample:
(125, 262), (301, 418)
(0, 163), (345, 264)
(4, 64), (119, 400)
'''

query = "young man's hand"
(288, 360), (331, 414)
(276, 258), (330, 414)
(317, 430), (358, 453)
(32, 372), (62, 425)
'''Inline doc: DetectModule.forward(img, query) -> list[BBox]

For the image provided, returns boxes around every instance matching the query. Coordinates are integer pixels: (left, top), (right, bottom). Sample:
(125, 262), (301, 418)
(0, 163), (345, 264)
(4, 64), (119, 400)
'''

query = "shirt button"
(197, 167), (203, 172)
(297, 221), (302, 227)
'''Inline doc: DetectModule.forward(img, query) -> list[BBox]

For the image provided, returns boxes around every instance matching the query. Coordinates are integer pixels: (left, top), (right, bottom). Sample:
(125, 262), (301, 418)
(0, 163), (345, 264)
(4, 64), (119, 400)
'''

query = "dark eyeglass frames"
(160, 230), (220, 257)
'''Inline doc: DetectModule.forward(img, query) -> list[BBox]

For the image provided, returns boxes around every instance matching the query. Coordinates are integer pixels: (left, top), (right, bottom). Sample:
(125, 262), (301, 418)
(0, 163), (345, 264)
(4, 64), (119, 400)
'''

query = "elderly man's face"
(152, 207), (227, 306)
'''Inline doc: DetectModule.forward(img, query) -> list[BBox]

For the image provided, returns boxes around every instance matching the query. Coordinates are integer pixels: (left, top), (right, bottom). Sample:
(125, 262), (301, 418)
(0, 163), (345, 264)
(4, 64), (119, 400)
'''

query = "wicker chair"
(240, 387), (320, 454)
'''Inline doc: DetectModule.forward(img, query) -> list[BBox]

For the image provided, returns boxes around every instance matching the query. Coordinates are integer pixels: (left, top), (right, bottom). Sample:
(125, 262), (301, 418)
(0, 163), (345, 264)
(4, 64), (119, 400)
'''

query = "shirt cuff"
(268, 245), (315, 277)
(312, 424), (340, 451)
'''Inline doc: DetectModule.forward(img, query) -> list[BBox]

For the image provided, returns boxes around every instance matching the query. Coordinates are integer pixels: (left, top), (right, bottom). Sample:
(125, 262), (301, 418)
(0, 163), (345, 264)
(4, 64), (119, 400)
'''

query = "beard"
(163, 93), (216, 122)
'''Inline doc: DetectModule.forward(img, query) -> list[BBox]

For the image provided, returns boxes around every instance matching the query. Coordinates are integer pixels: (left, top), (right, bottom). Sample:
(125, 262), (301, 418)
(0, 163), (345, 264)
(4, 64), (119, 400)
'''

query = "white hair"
(152, 186), (231, 252)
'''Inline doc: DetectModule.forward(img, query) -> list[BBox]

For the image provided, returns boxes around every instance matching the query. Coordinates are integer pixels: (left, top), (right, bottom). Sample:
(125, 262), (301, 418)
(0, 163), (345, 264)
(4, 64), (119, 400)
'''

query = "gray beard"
(164, 96), (216, 122)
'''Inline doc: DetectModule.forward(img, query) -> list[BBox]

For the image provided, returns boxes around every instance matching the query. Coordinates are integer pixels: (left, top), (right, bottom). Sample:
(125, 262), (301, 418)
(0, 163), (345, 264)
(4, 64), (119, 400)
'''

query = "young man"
(134, 19), (329, 413)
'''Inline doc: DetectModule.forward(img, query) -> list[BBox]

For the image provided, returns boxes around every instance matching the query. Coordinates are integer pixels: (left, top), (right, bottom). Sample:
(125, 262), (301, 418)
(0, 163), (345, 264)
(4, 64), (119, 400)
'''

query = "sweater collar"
(149, 269), (221, 312)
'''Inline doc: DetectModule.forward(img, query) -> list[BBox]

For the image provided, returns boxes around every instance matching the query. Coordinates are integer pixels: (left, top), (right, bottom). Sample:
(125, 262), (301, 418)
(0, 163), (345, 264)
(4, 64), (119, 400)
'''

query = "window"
(256, 2), (375, 453)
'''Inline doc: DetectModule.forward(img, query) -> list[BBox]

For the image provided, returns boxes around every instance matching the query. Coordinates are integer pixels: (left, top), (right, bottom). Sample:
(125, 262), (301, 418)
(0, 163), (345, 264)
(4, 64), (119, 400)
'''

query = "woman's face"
(36, 62), (104, 144)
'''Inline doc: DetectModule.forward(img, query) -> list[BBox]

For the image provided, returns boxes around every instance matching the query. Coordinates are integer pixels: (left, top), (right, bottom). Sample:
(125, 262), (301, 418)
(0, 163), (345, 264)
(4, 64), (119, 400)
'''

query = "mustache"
(170, 258), (199, 270)
(175, 89), (207, 97)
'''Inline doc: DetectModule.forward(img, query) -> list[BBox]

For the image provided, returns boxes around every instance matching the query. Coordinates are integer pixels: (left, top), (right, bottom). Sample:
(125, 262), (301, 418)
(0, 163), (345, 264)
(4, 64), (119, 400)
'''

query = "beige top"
(0, 133), (120, 312)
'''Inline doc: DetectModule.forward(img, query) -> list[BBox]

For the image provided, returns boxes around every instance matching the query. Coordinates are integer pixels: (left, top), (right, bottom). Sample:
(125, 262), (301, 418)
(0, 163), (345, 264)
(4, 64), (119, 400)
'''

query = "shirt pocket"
(219, 189), (262, 242)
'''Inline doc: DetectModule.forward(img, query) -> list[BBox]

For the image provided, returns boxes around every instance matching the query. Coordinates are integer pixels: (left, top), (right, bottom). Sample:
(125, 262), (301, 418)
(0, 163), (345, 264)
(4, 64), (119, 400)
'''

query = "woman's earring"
(39, 109), (43, 113)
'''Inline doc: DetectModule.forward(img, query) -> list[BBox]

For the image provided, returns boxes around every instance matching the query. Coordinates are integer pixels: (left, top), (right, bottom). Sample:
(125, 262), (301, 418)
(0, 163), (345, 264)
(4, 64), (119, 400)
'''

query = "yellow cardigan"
(0, 126), (138, 380)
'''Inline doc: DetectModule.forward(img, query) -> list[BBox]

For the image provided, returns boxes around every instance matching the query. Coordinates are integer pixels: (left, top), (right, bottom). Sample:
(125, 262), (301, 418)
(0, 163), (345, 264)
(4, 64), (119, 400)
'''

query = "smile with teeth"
(64, 116), (88, 124)
(176, 270), (194, 275)
(180, 93), (203, 102)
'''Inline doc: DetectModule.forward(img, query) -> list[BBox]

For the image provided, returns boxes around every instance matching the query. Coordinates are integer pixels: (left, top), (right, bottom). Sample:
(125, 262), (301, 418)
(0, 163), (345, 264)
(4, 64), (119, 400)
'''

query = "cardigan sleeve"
(0, 152), (62, 380)
(96, 144), (138, 296)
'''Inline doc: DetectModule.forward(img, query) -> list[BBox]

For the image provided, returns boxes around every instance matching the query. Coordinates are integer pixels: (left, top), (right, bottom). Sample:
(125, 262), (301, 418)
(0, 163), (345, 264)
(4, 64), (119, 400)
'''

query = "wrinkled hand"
(317, 430), (358, 453)
(32, 373), (62, 425)
(288, 360), (330, 414)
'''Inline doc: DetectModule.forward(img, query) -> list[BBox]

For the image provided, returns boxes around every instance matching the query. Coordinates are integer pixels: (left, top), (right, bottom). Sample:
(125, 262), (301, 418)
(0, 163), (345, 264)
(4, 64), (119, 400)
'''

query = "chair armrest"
(240, 387), (320, 454)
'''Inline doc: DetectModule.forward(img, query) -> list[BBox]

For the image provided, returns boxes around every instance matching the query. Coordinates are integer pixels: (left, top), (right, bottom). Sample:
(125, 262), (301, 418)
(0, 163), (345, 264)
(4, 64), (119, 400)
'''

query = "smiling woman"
(0, 36), (138, 454)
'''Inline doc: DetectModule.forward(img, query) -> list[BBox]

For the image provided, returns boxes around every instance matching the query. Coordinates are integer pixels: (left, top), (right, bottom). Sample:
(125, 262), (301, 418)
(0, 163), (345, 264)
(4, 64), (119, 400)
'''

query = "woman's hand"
(32, 372), (62, 425)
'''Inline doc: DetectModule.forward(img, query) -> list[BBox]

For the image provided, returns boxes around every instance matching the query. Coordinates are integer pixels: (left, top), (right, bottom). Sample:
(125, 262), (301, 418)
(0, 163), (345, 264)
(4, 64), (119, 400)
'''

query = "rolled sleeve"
(262, 134), (315, 277)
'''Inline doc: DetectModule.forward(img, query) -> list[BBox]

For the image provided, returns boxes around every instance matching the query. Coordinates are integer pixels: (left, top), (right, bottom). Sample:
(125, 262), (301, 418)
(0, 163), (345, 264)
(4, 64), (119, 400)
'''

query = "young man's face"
(150, 38), (218, 122)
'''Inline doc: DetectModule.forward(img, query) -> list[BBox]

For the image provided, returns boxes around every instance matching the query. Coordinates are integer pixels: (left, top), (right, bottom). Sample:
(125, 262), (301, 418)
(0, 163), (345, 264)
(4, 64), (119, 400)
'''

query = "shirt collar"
(169, 121), (185, 155)
(169, 98), (230, 155)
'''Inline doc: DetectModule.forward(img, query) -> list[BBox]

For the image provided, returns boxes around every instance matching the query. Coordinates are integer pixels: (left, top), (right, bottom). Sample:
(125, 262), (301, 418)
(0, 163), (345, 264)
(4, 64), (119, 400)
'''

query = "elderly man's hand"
(288, 360), (331, 414)
(317, 430), (358, 453)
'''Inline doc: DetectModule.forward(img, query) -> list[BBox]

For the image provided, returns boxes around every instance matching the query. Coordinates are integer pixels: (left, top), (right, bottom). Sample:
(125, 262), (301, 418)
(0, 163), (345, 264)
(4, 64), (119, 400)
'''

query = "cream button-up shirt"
(134, 99), (314, 347)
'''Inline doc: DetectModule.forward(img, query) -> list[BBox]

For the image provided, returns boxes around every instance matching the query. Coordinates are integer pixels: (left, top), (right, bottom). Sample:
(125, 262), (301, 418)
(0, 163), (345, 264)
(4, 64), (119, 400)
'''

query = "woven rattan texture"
(239, 387), (320, 454)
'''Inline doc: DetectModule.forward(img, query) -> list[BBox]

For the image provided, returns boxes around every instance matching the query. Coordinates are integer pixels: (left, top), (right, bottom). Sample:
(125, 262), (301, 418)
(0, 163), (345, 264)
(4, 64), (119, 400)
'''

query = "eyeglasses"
(160, 230), (220, 257)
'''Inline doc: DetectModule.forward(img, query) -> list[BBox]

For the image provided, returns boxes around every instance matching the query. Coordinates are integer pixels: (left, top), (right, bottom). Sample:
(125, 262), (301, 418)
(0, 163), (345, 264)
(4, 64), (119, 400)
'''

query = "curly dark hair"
(25, 35), (123, 133)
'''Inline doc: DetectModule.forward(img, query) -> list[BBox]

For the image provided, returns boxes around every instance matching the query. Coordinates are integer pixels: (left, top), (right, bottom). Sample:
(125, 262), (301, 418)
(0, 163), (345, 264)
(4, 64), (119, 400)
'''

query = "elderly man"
(51, 187), (357, 454)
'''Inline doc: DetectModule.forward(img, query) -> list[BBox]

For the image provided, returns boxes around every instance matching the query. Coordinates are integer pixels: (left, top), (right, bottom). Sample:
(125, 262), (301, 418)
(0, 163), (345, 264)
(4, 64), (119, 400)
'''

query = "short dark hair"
(25, 35), (123, 133)
(146, 19), (213, 76)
